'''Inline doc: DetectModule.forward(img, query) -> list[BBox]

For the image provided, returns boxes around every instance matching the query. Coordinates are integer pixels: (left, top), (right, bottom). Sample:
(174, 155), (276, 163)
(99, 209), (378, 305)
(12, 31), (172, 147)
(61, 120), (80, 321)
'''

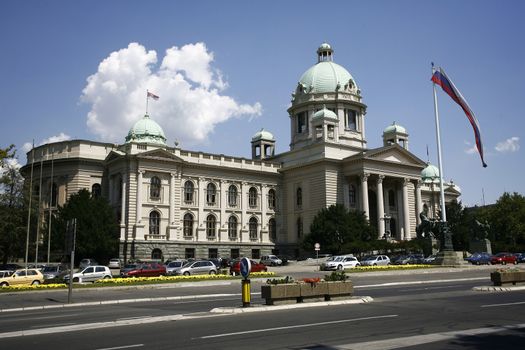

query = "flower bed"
(347, 264), (434, 273)
(490, 269), (525, 286)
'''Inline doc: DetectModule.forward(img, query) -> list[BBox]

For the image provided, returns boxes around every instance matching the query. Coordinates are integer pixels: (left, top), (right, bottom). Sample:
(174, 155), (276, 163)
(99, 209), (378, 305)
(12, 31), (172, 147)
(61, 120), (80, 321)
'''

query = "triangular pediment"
(105, 150), (126, 163)
(136, 148), (184, 163)
(345, 144), (427, 168)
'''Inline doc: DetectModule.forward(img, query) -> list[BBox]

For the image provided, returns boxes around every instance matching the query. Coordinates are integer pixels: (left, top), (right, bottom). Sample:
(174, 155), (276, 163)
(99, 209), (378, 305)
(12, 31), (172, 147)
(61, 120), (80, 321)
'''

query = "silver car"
(361, 255), (391, 266)
(172, 260), (217, 276)
(64, 265), (112, 283)
(166, 260), (187, 275)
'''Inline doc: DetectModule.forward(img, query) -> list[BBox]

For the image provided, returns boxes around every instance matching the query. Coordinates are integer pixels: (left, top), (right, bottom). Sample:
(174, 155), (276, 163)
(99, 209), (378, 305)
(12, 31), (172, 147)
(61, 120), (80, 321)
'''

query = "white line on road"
(481, 301), (525, 308)
(95, 344), (144, 350)
(199, 314), (398, 339)
(333, 323), (525, 349)
(354, 277), (487, 289)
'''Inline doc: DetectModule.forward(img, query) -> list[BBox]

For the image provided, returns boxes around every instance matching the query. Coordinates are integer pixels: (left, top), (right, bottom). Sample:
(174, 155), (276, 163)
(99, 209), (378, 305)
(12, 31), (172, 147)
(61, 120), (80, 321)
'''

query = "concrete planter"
(261, 281), (353, 305)
(491, 271), (525, 286)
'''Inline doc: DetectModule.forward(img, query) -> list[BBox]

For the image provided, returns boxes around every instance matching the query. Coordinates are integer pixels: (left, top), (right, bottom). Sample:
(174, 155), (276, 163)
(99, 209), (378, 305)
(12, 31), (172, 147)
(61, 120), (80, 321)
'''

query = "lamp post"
(382, 214), (391, 240)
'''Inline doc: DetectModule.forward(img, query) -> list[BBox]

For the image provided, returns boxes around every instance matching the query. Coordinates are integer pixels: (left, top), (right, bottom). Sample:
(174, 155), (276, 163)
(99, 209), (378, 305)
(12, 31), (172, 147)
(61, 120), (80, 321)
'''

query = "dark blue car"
(467, 252), (492, 265)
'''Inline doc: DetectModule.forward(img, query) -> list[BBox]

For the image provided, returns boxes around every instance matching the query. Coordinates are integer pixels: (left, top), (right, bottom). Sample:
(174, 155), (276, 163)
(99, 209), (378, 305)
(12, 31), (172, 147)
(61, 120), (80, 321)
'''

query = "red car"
(230, 259), (267, 276)
(121, 263), (166, 277)
(490, 252), (517, 265)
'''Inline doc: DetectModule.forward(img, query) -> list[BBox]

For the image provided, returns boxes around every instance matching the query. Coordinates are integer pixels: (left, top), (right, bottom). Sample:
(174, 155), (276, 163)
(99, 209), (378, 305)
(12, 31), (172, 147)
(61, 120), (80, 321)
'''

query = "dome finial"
(317, 42), (333, 62)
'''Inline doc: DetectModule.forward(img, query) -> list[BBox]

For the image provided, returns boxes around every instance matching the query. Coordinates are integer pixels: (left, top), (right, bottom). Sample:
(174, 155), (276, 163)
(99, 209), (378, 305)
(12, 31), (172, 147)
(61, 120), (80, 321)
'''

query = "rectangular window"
(251, 249), (260, 259)
(185, 248), (195, 259)
(327, 125), (334, 139)
(230, 248), (240, 259)
(208, 248), (218, 259)
(345, 109), (357, 130)
(297, 112), (308, 134)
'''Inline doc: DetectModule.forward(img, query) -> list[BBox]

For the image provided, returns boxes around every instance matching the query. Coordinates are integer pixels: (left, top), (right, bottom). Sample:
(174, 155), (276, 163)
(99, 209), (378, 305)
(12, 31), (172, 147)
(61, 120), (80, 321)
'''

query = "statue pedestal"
(469, 239), (492, 254)
(433, 250), (467, 266)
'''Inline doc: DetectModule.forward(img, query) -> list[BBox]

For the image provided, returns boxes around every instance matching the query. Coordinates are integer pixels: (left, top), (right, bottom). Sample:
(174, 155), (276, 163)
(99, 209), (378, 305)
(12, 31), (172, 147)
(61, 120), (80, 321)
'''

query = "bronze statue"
(416, 205), (437, 239)
(473, 219), (490, 240)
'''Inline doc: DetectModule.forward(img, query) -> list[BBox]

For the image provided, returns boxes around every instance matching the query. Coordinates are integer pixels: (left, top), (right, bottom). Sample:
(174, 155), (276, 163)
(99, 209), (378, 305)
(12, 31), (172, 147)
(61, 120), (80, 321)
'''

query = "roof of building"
(125, 114), (167, 146)
(383, 122), (407, 135)
(421, 163), (440, 183)
(312, 106), (339, 122)
(251, 128), (275, 142)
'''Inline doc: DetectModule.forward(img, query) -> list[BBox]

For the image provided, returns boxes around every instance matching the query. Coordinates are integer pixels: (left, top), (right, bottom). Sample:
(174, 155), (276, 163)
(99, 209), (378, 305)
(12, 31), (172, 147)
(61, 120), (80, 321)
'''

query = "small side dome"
(252, 128), (275, 142)
(125, 114), (167, 146)
(312, 106), (338, 122)
(383, 122), (407, 135)
(317, 42), (332, 51)
(421, 163), (440, 183)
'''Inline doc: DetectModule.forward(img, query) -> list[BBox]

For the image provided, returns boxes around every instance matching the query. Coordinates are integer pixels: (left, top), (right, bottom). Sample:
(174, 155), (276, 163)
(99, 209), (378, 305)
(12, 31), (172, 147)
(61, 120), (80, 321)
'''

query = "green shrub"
(323, 270), (348, 281)
(266, 276), (294, 285)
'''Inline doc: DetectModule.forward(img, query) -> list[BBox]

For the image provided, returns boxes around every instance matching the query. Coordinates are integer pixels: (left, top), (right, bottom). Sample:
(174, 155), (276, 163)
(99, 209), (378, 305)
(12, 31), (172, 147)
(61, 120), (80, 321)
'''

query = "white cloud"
(495, 137), (520, 153)
(464, 141), (478, 155)
(81, 42), (262, 146)
(22, 133), (72, 153)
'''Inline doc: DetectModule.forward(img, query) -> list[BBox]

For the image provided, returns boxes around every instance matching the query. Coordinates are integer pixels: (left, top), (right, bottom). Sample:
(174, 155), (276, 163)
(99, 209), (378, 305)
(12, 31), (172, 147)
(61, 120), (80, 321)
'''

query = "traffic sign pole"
(240, 257), (252, 307)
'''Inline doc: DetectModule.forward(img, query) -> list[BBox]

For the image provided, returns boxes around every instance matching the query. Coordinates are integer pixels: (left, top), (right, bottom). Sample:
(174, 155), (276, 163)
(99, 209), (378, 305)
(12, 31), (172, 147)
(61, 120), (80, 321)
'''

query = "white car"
(64, 265), (112, 283)
(361, 255), (391, 266)
(260, 255), (283, 266)
(321, 255), (360, 270)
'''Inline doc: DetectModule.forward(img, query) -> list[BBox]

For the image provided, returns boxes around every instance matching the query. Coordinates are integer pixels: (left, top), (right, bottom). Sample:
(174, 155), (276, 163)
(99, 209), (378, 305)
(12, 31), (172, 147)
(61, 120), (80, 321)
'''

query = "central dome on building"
(125, 114), (167, 146)
(298, 43), (358, 94)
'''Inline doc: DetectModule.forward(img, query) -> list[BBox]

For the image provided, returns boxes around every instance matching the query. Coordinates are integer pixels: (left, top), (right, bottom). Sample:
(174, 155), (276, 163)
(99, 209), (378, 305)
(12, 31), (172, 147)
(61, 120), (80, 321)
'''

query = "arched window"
(388, 190), (396, 208)
(269, 218), (276, 241)
(228, 185), (238, 207)
(184, 181), (194, 203)
(206, 214), (216, 238)
(149, 211), (160, 235)
(207, 183), (216, 205)
(91, 183), (101, 198)
(150, 176), (161, 199)
(228, 216), (238, 239)
(297, 217), (303, 239)
(249, 187), (258, 208)
(349, 185), (356, 207)
(183, 213), (193, 237)
(296, 187), (303, 207)
(249, 217), (258, 239)
(151, 248), (163, 261)
(268, 189), (276, 210)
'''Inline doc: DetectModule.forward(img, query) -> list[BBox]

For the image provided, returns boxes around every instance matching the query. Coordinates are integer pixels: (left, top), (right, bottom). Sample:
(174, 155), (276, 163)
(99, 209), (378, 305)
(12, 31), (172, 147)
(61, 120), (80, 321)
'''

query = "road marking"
(354, 277), (487, 289)
(332, 323), (525, 349)
(199, 314), (398, 339)
(30, 322), (76, 328)
(481, 301), (525, 308)
(95, 344), (144, 350)
(396, 285), (460, 292)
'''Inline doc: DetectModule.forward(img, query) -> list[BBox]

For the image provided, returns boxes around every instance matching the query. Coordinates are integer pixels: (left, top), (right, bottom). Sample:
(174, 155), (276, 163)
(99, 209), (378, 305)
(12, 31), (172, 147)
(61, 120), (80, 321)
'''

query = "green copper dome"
(383, 122), (407, 135)
(252, 128), (275, 142)
(298, 43), (357, 94)
(125, 114), (167, 146)
(312, 107), (338, 121)
(421, 163), (440, 183)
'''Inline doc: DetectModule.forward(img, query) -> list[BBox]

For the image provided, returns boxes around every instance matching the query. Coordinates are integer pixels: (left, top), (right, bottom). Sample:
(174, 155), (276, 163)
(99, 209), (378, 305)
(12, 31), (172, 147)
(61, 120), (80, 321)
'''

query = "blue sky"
(1, 0), (523, 207)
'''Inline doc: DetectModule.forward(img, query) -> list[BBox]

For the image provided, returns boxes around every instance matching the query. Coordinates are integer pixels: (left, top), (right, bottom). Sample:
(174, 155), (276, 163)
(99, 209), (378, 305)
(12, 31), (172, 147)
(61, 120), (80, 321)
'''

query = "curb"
(472, 285), (525, 292)
(210, 296), (373, 314)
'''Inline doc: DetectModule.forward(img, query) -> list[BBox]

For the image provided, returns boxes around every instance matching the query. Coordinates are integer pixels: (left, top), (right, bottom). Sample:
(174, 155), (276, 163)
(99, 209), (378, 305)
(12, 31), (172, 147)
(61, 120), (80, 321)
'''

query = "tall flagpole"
(431, 63), (447, 222)
(35, 148), (44, 265)
(25, 141), (35, 269)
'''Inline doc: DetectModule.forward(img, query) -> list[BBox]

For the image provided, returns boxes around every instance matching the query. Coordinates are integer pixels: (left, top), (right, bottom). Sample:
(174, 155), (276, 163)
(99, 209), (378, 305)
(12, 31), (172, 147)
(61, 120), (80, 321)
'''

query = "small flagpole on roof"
(146, 90), (149, 115)
(431, 62), (447, 222)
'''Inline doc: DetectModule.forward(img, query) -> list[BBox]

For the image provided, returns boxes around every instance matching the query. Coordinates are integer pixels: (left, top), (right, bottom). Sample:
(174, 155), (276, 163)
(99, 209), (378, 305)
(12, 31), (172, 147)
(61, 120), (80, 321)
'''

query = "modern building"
(21, 43), (460, 261)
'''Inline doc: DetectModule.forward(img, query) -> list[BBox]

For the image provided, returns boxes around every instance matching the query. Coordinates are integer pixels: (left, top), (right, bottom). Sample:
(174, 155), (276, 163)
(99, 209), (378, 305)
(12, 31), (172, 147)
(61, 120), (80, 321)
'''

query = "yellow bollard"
(241, 278), (251, 307)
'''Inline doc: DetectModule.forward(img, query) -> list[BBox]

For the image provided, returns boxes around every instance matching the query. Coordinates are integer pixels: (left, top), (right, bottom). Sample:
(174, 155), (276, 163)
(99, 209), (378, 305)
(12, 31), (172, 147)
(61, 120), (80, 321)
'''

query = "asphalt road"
(1, 264), (524, 349)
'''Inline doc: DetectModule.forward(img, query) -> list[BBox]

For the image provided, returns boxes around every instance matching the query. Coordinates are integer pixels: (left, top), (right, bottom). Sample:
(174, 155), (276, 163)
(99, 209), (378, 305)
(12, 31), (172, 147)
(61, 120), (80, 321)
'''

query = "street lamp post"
(382, 214), (391, 240)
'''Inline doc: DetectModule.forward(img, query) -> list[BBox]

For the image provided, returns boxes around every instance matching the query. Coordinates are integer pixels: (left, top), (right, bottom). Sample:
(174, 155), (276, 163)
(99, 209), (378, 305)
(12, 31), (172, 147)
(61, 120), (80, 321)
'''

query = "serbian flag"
(431, 67), (487, 168)
(147, 91), (159, 100)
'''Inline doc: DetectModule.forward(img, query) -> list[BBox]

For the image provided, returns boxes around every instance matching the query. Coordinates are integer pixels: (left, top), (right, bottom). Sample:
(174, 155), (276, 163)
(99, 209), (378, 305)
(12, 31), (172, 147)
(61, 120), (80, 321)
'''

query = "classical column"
(169, 173), (175, 225)
(240, 182), (248, 243)
(402, 178), (410, 240)
(136, 170), (143, 224)
(120, 177), (127, 240)
(361, 173), (370, 220)
(415, 180), (423, 226)
(197, 177), (205, 242)
(376, 175), (385, 238)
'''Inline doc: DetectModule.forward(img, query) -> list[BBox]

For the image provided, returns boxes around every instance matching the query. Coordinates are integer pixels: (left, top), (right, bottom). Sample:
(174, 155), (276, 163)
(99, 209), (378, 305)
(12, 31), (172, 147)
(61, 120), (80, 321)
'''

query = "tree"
(0, 145), (27, 264)
(445, 200), (471, 251)
(487, 192), (525, 251)
(48, 189), (119, 264)
(302, 204), (377, 255)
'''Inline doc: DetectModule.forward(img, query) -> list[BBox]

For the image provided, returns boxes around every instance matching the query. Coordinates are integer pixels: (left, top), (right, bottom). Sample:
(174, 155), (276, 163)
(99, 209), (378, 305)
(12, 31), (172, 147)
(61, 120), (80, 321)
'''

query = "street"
(0, 264), (524, 349)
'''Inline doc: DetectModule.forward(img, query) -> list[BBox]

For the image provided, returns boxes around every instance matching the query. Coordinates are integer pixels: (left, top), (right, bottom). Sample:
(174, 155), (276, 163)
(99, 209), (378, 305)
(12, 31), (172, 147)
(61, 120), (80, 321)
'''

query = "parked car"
(0, 263), (22, 272)
(320, 255), (360, 271)
(230, 259), (267, 275)
(466, 252), (492, 265)
(361, 255), (390, 266)
(0, 271), (12, 278)
(260, 255), (283, 266)
(41, 264), (69, 280)
(392, 254), (423, 265)
(423, 255), (437, 264)
(173, 260), (218, 276)
(79, 258), (98, 269)
(166, 260), (187, 275)
(490, 252), (517, 265)
(277, 255), (290, 266)
(108, 258), (121, 269)
(0, 269), (44, 287)
(514, 253), (525, 263)
(64, 265), (112, 283)
(121, 263), (166, 277)
(120, 263), (139, 276)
